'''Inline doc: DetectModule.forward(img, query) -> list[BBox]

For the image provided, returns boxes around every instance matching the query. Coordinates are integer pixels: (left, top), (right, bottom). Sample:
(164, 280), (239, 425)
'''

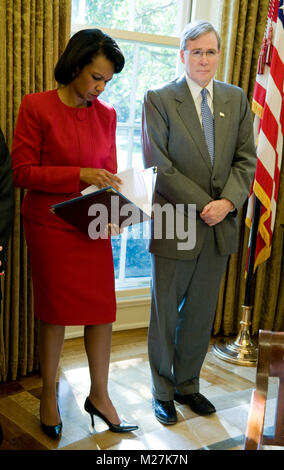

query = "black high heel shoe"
(41, 419), (62, 439)
(84, 397), (138, 433)
(40, 405), (62, 439)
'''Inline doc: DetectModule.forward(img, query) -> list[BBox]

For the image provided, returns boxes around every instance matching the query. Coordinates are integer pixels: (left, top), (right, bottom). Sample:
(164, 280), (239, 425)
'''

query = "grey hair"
(180, 20), (221, 51)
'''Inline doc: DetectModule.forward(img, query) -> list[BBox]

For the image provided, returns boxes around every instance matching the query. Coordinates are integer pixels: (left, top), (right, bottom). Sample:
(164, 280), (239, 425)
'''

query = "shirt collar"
(184, 73), (214, 101)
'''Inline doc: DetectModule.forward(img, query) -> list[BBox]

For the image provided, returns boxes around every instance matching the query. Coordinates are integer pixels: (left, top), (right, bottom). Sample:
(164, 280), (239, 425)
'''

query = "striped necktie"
(201, 88), (214, 165)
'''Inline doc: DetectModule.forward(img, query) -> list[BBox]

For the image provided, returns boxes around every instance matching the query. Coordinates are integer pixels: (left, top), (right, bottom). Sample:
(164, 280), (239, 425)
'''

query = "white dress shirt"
(184, 74), (235, 211)
(184, 73), (214, 124)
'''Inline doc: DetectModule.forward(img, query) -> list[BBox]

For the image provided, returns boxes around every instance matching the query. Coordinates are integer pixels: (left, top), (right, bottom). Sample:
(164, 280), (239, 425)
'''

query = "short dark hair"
(54, 29), (125, 85)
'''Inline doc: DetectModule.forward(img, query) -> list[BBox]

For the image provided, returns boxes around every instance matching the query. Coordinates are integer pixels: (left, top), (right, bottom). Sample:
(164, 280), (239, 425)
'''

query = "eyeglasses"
(185, 49), (219, 59)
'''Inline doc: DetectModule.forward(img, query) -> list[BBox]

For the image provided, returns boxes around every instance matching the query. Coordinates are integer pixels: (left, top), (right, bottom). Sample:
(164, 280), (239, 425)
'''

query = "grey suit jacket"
(142, 76), (257, 260)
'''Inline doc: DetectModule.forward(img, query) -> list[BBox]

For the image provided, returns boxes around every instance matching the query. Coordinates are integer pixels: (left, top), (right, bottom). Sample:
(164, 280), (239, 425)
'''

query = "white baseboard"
(65, 290), (150, 339)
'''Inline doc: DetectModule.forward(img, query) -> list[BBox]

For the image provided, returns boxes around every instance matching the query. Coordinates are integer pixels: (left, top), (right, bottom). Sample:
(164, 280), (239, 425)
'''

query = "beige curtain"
(213, 0), (284, 336)
(0, 0), (71, 382)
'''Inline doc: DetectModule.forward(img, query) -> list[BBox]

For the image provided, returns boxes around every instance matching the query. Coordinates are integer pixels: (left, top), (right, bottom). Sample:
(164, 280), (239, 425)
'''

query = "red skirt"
(23, 219), (116, 325)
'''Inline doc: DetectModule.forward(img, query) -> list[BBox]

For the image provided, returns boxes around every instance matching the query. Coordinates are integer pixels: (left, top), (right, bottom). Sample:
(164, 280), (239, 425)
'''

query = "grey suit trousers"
(148, 229), (229, 401)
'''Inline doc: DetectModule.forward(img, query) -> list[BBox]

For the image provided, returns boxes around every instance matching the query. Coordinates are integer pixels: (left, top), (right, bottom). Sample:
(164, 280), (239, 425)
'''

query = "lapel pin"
(219, 112), (225, 117)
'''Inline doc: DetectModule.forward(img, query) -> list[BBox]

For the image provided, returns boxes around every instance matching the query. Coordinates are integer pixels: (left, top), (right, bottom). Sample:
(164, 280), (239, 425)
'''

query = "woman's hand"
(104, 224), (124, 237)
(80, 168), (122, 191)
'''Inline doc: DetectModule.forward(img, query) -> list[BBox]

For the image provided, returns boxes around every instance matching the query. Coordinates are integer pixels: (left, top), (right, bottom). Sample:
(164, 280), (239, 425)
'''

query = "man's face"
(180, 31), (220, 88)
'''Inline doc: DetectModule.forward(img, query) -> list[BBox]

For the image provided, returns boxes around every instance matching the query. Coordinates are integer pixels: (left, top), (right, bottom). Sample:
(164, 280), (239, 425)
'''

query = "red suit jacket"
(12, 89), (117, 231)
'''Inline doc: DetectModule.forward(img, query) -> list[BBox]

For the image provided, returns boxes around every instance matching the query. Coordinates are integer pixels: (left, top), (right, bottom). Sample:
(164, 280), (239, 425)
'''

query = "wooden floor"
(0, 328), (280, 452)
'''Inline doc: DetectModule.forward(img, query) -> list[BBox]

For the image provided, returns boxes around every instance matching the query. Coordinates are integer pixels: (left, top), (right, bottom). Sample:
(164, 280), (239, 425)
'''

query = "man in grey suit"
(142, 20), (257, 424)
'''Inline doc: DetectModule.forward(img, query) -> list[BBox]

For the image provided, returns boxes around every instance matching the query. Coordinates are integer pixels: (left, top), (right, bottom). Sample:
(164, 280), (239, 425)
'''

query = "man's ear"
(180, 49), (185, 65)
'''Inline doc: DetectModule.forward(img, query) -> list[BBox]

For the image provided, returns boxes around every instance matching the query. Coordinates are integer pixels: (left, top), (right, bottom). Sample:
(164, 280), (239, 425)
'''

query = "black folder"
(50, 186), (151, 237)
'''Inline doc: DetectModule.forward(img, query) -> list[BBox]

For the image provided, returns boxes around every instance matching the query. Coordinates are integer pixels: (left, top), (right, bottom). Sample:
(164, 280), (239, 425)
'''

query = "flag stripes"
(246, 0), (284, 271)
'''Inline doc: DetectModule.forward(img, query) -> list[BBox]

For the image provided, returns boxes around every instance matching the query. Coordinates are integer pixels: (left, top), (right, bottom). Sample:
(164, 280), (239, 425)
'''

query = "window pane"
(135, 44), (179, 123)
(71, 0), (179, 288)
(73, 0), (180, 37)
(84, 0), (130, 30)
(131, 128), (143, 169)
(125, 223), (151, 278)
(99, 42), (134, 124)
(134, 0), (179, 36)
(116, 127), (130, 171)
(100, 40), (178, 286)
(100, 41), (178, 127)
(111, 236), (121, 278)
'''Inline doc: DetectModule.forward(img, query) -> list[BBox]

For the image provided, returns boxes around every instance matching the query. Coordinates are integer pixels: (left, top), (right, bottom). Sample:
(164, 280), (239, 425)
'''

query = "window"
(71, 0), (221, 290)
(71, 0), (188, 289)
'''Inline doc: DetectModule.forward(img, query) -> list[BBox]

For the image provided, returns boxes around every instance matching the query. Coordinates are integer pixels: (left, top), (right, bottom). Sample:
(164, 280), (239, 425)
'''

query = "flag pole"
(244, 197), (261, 305)
(212, 197), (260, 366)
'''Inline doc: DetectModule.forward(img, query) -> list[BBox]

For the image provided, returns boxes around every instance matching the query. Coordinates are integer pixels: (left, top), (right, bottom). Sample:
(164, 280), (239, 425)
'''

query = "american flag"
(246, 0), (284, 272)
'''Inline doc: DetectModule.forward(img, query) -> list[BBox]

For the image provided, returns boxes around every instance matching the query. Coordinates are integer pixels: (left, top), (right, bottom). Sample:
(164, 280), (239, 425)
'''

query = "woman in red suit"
(12, 29), (138, 438)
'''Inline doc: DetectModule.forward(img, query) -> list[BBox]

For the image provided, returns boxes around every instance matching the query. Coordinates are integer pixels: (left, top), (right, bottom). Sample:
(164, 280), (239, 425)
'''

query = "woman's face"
(70, 54), (115, 106)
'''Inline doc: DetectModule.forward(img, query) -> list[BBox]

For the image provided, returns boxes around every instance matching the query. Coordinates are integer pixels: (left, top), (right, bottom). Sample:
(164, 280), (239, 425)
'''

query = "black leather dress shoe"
(152, 398), (177, 425)
(174, 392), (216, 415)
